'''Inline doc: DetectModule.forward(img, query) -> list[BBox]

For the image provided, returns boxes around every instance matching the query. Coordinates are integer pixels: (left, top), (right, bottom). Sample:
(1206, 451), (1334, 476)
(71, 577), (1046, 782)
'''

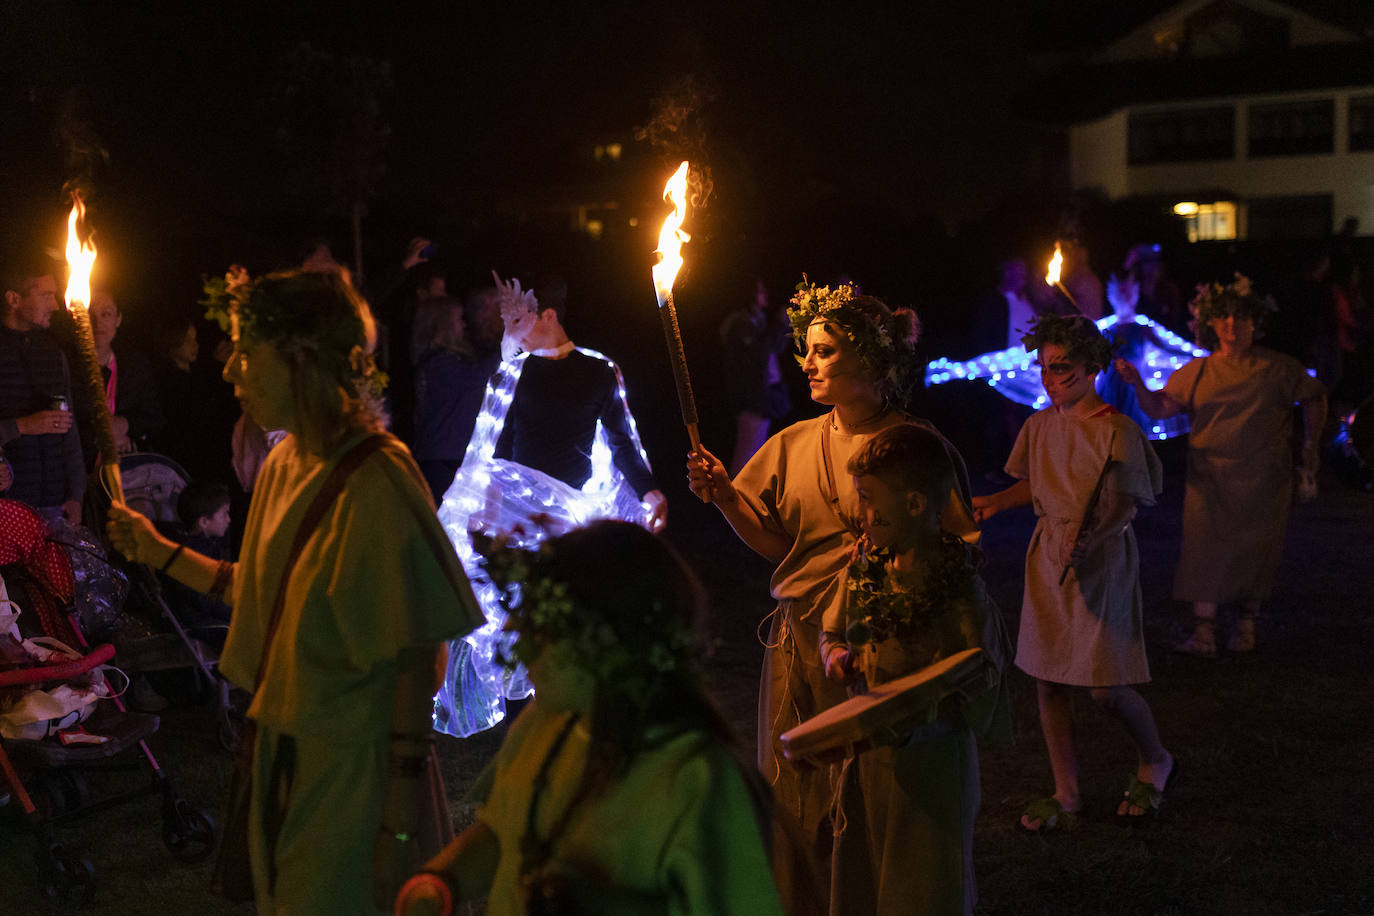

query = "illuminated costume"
(1163, 348), (1324, 603)
(924, 313), (1205, 441)
(494, 346), (656, 495)
(478, 703), (783, 915)
(1007, 405), (1162, 686)
(220, 431), (481, 915)
(432, 276), (657, 738)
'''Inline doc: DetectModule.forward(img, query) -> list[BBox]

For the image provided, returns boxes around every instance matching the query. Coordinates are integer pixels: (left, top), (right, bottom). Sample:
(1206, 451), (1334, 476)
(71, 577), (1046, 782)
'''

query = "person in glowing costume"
(924, 303), (1207, 442)
(432, 272), (666, 738)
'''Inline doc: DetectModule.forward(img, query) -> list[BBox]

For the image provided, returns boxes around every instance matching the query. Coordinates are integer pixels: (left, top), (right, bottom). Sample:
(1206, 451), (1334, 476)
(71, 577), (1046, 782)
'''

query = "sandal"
(1116, 758), (1180, 824)
(1227, 617), (1255, 654)
(1173, 618), (1217, 658)
(1020, 796), (1079, 833)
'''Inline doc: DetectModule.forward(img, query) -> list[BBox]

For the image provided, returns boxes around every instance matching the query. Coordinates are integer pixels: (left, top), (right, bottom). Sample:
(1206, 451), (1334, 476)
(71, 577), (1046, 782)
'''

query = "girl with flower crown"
(107, 270), (483, 914)
(685, 279), (977, 909)
(1115, 276), (1327, 656)
(395, 521), (784, 916)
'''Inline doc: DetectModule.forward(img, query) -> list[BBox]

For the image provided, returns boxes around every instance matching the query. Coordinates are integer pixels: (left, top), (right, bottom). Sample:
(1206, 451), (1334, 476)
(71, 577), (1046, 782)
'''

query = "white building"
(1063, 0), (1374, 241)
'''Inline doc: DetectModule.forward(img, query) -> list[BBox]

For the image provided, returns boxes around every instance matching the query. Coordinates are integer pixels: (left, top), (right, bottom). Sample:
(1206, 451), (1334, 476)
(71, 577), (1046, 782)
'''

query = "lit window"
(607, 143), (622, 160)
(594, 145), (605, 161)
(585, 219), (604, 239)
(1174, 201), (1237, 242)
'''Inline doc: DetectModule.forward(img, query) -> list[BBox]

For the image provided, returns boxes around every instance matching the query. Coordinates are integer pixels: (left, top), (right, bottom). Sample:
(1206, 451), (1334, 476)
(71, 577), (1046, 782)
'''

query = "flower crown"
(1188, 272), (1276, 324)
(786, 276), (859, 342)
(786, 275), (917, 402)
(199, 264), (253, 334)
(472, 529), (694, 696)
(199, 264), (387, 396)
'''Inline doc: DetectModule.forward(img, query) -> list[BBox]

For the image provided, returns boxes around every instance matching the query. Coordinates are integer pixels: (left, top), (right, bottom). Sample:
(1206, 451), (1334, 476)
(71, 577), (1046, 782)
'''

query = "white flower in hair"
(493, 270), (541, 361)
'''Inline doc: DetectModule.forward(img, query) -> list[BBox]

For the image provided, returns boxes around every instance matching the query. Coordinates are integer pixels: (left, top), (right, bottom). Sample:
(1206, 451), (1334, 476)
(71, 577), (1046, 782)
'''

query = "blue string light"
(924, 314), (1209, 439)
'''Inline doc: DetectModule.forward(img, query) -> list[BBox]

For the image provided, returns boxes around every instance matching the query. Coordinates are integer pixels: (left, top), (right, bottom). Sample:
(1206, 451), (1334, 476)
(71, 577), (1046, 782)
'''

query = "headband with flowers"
(1188, 272), (1276, 349)
(786, 275), (920, 403)
(201, 265), (386, 397)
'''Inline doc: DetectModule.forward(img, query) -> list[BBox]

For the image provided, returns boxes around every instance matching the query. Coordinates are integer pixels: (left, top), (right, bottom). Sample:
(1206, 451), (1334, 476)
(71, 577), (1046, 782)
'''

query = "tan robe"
(733, 411), (975, 909)
(1163, 348), (1325, 603)
(1007, 407), (1162, 687)
(221, 432), (482, 914)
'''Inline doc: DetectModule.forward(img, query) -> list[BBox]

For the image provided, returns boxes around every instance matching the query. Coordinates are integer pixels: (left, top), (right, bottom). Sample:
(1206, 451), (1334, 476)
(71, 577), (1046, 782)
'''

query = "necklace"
(830, 404), (890, 433)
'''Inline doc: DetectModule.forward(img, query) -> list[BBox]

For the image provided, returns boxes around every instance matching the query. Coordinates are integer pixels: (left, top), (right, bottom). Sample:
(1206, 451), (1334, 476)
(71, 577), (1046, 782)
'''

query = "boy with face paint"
(818, 424), (1008, 916)
(974, 315), (1176, 830)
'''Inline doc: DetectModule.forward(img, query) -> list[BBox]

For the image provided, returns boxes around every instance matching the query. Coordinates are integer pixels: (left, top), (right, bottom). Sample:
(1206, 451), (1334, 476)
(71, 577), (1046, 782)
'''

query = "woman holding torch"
(106, 270), (482, 914)
(685, 279), (978, 907)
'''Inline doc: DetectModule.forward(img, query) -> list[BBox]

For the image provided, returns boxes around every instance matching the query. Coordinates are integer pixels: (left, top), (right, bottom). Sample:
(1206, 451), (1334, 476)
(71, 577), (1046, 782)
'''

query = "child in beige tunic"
(976, 315), (1176, 828)
(819, 425), (1009, 915)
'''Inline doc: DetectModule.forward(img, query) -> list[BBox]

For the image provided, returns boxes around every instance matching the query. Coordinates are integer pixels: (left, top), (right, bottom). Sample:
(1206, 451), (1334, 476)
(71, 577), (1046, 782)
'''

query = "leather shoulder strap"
(253, 433), (390, 689)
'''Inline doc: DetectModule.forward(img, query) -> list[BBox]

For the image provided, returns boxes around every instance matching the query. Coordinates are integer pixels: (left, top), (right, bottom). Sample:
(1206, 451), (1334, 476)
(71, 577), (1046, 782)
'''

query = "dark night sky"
(5, 0), (1372, 481)
(0, 3), (1109, 277)
(3, 1), (1369, 312)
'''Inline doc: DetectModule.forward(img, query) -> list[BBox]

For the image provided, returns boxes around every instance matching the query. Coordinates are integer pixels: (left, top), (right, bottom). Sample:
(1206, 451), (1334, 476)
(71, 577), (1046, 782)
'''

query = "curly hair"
(1190, 280), (1274, 350)
(233, 270), (386, 452)
(788, 280), (921, 403)
(1020, 314), (1112, 372)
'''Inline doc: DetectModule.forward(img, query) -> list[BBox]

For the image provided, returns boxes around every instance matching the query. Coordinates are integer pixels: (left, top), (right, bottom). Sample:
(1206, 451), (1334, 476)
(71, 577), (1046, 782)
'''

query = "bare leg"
(1229, 599), (1260, 653)
(1090, 686), (1173, 816)
(1176, 600), (1218, 656)
(1022, 680), (1079, 829)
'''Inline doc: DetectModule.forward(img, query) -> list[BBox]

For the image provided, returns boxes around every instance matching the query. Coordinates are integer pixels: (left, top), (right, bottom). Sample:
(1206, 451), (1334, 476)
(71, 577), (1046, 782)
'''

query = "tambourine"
(780, 648), (991, 767)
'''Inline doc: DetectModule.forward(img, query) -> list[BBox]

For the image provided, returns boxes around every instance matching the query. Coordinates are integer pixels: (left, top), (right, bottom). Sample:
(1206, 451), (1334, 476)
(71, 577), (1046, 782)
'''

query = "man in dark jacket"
(0, 257), (85, 524)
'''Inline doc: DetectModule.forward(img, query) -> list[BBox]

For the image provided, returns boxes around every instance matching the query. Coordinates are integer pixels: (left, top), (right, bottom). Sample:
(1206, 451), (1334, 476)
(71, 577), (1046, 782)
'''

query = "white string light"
(432, 347), (656, 737)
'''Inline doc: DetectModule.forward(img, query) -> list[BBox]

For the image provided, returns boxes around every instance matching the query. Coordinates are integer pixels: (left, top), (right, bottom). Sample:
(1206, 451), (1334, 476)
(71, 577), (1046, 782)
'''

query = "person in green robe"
(107, 270), (483, 913)
(395, 520), (785, 916)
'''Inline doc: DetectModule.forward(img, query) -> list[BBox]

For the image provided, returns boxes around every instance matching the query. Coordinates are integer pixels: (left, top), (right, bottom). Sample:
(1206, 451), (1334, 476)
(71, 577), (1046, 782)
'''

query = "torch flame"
(1045, 243), (1063, 287)
(64, 196), (97, 310)
(651, 160), (691, 305)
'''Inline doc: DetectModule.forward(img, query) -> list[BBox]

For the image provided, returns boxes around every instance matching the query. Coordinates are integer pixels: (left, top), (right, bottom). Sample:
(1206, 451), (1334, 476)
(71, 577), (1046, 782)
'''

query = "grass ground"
(2, 440), (1372, 914)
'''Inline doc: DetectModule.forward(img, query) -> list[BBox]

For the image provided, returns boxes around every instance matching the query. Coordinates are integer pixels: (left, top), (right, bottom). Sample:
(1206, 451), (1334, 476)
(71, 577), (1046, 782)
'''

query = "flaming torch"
(63, 194), (123, 501)
(651, 160), (701, 452)
(1045, 242), (1080, 314)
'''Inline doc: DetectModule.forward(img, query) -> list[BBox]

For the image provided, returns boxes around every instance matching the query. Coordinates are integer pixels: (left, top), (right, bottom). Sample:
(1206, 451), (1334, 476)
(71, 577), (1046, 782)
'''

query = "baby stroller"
(98, 453), (238, 748)
(0, 506), (216, 901)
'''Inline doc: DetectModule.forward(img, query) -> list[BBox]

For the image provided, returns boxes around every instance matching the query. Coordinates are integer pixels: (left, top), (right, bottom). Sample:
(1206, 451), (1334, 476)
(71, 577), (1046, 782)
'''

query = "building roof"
(1025, 0), (1374, 124)
(1095, 0), (1362, 62)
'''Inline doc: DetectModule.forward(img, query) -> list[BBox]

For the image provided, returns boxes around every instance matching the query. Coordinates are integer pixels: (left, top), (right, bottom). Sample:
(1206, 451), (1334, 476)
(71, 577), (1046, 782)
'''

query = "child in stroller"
(154, 481), (233, 649)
